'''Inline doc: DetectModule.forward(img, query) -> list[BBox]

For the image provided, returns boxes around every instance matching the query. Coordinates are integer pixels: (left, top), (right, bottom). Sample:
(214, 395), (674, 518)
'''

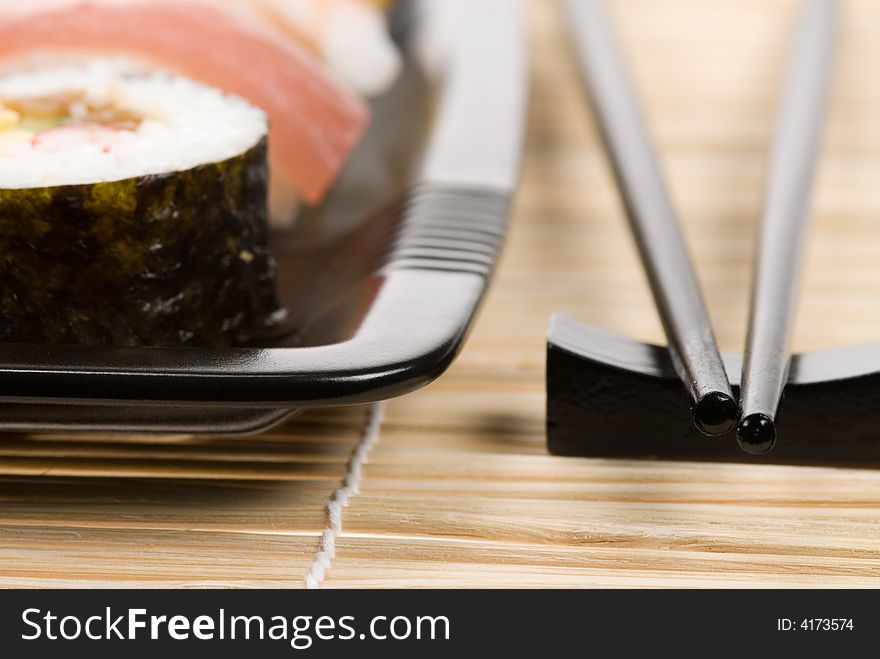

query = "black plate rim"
(0, 0), (528, 412)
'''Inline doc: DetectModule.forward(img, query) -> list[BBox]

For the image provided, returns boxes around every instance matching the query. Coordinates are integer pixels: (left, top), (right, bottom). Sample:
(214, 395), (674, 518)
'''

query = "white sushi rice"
(0, 59), (268, 189)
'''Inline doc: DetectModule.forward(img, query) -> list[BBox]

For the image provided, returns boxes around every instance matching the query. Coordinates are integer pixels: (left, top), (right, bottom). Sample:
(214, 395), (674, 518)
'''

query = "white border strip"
(304, 402), (386, 589)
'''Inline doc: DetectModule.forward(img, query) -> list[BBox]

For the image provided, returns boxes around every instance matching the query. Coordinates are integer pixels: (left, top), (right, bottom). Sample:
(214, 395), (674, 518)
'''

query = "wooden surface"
(5, 0), (880, 588)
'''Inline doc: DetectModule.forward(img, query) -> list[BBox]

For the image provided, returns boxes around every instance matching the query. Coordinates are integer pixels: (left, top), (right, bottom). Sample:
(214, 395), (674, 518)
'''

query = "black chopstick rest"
(737, 0), (839, 455)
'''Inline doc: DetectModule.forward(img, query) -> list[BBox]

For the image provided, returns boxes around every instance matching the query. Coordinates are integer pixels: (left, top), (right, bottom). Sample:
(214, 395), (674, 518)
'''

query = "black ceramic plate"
(0, 0), (527, 434)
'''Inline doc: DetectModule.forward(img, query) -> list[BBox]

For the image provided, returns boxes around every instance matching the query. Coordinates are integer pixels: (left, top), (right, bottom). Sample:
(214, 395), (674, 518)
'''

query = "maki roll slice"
(0, 60), (286, 347)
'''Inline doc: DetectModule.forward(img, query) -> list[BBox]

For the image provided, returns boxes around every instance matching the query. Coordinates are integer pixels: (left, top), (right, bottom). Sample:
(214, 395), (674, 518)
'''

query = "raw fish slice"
(0, 0), (369, 203)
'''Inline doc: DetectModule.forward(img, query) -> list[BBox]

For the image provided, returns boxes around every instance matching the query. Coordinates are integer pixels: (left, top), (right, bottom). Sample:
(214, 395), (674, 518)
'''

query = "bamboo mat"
(4, 0), (880, 588)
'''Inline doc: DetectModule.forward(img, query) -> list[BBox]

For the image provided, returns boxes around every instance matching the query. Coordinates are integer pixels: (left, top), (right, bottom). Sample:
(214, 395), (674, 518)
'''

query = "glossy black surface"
(737, 413), (777, 455)
(547, 314), (880, 466)
(0, 0), (527, 434)
(694, 392), (738, 437)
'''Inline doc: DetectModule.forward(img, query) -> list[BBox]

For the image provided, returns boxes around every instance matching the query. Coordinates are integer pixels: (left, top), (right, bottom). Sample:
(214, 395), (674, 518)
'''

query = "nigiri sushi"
(0, 0), (376, 223)
(0, 61), (285, 347)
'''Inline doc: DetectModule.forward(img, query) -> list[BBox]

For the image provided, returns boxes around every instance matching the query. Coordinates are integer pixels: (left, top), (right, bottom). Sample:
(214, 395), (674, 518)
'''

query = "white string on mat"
(304, 402), (386, 589)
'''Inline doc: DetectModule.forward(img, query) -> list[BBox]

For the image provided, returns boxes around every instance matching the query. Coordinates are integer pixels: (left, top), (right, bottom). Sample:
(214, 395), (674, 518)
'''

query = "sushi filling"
(0, 60), (269, 190)
(0, 91), (143, 133)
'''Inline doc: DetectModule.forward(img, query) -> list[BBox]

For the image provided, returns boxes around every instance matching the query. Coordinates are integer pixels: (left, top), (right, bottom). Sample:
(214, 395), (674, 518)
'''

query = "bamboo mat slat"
(4, 0), (880, 588)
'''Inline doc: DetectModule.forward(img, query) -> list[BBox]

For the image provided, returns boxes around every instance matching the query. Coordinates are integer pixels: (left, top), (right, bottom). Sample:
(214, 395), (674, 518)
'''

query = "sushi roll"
(0, 60), (286, 347)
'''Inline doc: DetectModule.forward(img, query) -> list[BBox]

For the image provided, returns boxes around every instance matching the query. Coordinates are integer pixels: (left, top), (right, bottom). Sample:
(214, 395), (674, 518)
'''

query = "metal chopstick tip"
(693, 391), (738, 437)
(736, 413), (777, 455)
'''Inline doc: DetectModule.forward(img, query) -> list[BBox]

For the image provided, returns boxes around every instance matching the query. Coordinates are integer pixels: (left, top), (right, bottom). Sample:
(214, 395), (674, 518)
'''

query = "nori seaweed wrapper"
(0, 137), (286, 347)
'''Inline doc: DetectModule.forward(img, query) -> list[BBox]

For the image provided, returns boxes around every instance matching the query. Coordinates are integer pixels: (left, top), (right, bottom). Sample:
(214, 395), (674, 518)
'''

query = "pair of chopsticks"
(562, 0), (838, 454)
